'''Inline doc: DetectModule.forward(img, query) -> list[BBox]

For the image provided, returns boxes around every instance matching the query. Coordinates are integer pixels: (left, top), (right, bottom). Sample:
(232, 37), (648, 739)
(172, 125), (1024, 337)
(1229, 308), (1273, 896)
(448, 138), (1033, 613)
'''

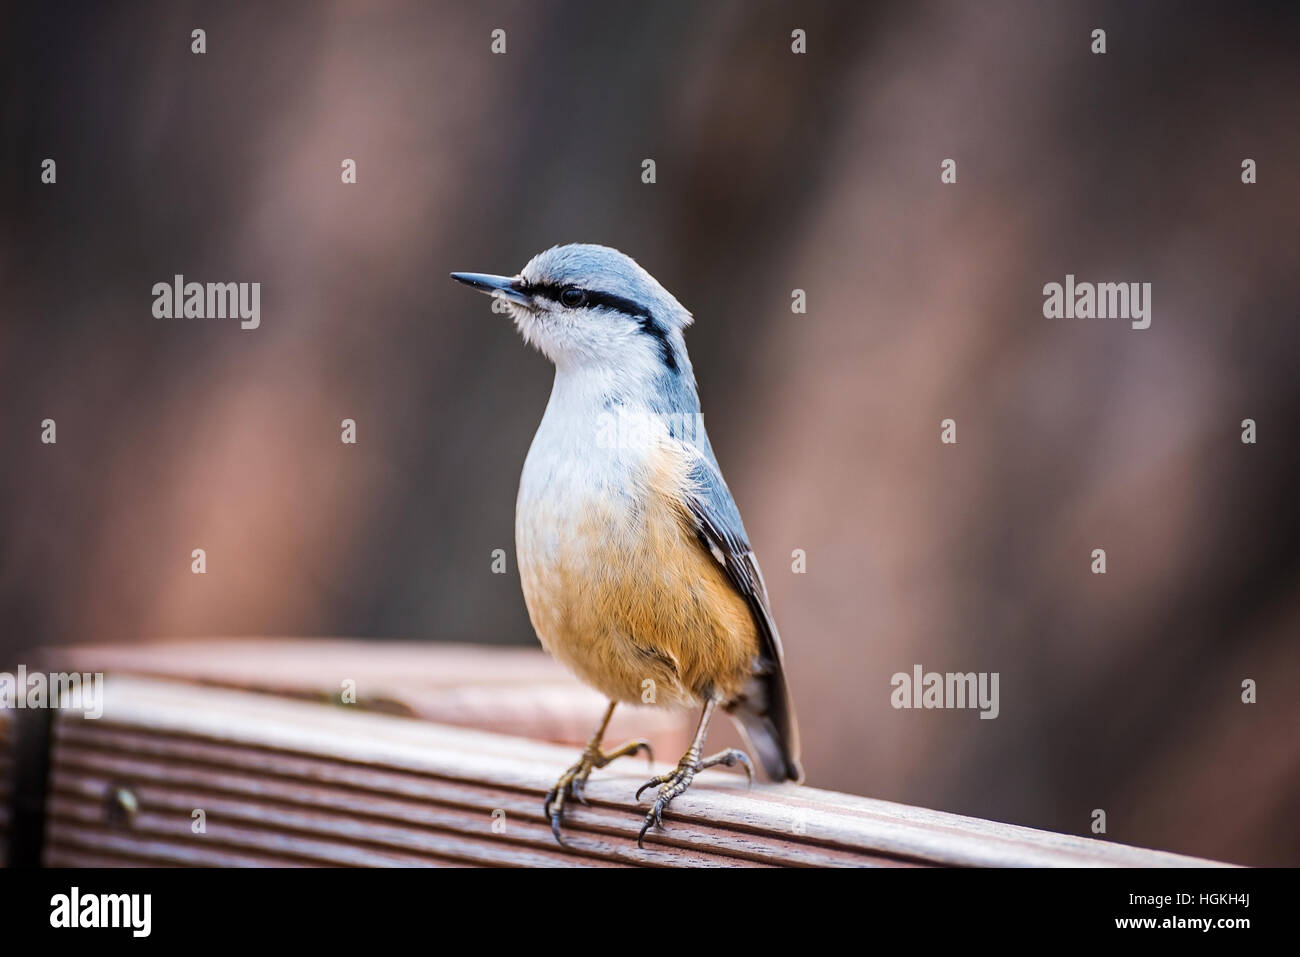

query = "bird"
(451, 244), (802, 848)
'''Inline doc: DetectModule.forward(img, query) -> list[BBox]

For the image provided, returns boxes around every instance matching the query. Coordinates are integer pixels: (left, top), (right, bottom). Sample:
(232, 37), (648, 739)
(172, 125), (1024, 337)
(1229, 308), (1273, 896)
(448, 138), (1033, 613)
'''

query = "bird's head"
(452, 244), (693, 377)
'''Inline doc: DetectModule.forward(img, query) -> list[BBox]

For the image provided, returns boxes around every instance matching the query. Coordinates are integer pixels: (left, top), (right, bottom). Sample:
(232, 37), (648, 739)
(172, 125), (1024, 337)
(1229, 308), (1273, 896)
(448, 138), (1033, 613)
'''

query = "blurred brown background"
(2, 1), (1297, 865)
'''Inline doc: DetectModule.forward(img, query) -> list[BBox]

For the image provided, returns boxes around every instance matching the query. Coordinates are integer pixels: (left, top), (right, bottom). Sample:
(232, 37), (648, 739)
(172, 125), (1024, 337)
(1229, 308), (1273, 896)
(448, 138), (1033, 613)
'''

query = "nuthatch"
(452, 244), (802, 848)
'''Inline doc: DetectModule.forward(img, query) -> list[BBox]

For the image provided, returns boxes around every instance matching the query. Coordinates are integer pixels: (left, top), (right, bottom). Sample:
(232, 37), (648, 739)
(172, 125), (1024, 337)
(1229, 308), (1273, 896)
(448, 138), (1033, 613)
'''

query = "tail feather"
(729, 670), (803, 783)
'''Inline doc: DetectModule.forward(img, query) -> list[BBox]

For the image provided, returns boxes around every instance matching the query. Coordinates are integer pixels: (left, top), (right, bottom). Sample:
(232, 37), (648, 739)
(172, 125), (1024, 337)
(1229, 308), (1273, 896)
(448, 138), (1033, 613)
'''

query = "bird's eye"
(560, 286), (586, 307)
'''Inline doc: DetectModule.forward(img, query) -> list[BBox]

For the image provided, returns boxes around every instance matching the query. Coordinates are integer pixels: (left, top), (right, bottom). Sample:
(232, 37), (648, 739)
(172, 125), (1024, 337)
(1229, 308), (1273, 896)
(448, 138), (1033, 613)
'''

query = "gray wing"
(680, 439), (804, 783)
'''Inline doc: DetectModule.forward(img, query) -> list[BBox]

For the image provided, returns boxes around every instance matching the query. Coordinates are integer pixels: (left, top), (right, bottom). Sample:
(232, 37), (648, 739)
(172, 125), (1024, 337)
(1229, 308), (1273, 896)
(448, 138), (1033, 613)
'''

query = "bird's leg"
(543, 700), (653, 845)
(635, 696), (754, 848)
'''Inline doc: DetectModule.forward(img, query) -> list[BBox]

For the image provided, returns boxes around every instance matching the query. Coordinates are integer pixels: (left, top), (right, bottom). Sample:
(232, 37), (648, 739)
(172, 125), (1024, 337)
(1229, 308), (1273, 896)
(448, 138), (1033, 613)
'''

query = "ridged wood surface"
(35, 676), (1229, 868)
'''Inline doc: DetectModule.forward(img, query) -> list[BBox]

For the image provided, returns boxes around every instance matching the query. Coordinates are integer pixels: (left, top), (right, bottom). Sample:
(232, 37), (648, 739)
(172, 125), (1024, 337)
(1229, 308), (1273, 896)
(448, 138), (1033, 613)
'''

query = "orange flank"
(517, 443), (758, 708)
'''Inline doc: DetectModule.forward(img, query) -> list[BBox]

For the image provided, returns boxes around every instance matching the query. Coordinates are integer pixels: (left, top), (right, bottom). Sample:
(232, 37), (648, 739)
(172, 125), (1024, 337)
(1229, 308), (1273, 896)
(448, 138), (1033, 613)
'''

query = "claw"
(635, 774), (667, 801)
(636, 786), (676, 848)
(634, 746), (754, 848)
(700, 747), (754, 787)
(546, 735), (658, 845)
(740, 755), (754, 787)
(544, 784), (570, 846)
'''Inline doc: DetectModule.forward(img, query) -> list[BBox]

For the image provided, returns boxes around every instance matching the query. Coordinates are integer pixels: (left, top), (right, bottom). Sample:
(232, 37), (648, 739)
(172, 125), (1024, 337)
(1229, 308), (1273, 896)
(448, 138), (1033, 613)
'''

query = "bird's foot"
(543, 738), (653, 845)
(635, 747), (753, 848)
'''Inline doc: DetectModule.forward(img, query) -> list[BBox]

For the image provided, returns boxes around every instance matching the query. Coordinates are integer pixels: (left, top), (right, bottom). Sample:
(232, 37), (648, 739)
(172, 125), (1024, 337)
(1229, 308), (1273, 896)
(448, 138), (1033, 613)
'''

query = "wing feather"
(681, 445), (803, 782)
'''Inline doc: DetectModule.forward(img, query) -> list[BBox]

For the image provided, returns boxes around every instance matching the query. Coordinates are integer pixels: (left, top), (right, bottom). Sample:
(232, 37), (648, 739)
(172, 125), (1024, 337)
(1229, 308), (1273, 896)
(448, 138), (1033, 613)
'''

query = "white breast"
(513, 365), (761, 709)
(516, 367), (650, 585)
(514, 368), (684, 701)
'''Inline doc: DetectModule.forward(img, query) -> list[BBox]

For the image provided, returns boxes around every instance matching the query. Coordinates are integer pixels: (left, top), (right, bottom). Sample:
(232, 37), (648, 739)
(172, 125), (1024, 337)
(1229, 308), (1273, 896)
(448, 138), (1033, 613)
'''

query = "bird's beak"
(450, 272), (531, 306)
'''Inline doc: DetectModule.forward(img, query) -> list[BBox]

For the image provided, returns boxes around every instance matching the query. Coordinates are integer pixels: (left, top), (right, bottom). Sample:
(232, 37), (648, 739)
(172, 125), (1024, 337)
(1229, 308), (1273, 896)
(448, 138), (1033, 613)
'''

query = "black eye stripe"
(527, 283), (643, 315)
(525, 283), (679, 372)
(635, 314), (678, 372)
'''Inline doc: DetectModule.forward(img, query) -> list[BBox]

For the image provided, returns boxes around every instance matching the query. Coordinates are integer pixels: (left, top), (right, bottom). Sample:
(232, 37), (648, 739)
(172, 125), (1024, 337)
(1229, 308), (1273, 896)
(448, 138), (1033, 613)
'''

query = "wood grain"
(42, 638), (694, 756)
(38, 675), (1231, 868)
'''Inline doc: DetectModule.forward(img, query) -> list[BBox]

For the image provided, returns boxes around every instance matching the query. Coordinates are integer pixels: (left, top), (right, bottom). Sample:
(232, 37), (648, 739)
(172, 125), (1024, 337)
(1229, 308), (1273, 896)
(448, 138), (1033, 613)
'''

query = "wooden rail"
(39, 638), (695, 755)
(14, 673), (1230, 868)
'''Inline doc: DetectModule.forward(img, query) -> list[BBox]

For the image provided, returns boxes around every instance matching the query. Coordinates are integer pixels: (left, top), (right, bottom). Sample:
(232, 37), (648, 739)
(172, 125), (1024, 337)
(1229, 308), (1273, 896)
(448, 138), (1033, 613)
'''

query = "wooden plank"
(41, 675), (1231, 868)
(45, 847), (193, 868)
(43, 638), (694, 756)
(49, 737), (770, 868)
(46, 800), (511, 868)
